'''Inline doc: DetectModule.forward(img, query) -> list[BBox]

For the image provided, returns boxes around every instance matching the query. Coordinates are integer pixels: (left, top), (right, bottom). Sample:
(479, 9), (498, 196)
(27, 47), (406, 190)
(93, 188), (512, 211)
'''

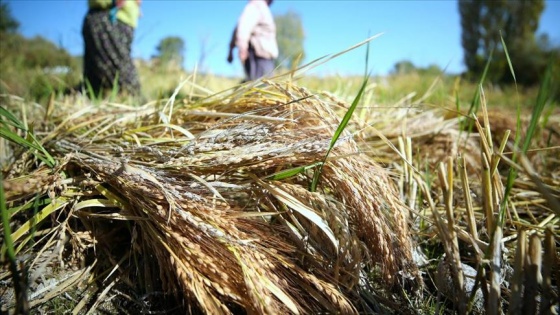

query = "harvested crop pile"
(2, 81), (420, 314)
(3, 75), (559, 314)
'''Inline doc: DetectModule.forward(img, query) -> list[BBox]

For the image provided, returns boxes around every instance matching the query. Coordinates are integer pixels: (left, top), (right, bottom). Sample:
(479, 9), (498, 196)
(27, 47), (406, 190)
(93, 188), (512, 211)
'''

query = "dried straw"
(10, 80), (420, 313)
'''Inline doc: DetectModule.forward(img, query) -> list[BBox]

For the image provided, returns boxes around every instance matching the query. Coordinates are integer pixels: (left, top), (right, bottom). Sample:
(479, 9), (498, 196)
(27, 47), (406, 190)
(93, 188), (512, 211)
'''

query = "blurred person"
(82, 0), (141, 96)
(227, 0), (278, 82)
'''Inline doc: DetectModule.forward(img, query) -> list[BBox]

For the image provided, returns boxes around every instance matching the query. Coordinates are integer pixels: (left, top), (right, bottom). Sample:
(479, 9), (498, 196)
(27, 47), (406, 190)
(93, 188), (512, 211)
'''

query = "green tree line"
(1, 0), (81, 99)
(275, 10), (305, 70)
(459, 0), (559, 90)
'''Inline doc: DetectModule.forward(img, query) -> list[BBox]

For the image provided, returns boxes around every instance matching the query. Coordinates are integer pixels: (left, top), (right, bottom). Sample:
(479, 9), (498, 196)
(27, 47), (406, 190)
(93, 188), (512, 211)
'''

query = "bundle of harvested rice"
(2, 80), (420, 314)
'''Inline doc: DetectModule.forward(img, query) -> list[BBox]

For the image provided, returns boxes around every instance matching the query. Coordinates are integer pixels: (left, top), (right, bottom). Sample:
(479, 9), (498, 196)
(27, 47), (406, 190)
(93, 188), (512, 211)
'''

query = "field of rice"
(1, 44), (559, 314)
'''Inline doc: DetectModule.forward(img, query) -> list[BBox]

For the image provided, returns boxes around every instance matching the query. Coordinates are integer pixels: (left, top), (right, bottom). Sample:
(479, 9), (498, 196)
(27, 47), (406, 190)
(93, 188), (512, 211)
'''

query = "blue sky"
(7, 0), (560, 77)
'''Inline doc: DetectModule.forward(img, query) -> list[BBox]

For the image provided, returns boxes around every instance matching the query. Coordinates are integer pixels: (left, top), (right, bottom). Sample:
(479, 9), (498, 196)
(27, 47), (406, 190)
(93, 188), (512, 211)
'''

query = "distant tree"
(274, 10), (305, 70)
(23, 36), (76, 68)
(419, 64), (443, 76)
(391, 61), (442, 76)
(458, 0), (546, 84)
(391, 60), (416, 75)
(458, 0), (481, 74)
(154, 36), (185, 68)
(1, 33), (80, 99)
(0, 0), (19, 34)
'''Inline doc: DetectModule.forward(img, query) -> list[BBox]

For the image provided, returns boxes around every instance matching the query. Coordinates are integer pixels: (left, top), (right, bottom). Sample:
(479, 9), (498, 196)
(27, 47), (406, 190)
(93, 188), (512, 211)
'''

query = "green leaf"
(1, 197), (69, 256)
(0, 126), (43, 152)
(267, 162), (322, 180)
(0, 110), (56, 168)
(467, 48), (493, 117)
(110, 71), (120, 101)
(1, 173), (16, 265)
(311, 37), (371, 192)
(501, 58), (554, 223)
(523, 60), (552, 153)
(500, 31), (516, 84)
(0, 106), (26, 130)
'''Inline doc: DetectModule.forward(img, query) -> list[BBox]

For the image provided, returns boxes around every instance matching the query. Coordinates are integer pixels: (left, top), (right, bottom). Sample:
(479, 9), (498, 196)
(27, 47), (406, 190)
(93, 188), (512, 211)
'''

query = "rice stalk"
(476, 89), (508, 314)
(540, 229), (557, 315)
(487, 214), (503, 315)
(458, 156), (478, 239)
(437, 158), (466, 314)
(523, 233), (542, 315)
(27, 265), (94, 309)
(507, 228), (526, 315)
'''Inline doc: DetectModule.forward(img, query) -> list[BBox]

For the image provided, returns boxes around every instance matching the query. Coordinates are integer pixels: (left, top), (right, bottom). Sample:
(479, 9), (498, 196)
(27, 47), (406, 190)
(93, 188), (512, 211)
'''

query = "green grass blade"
(1, 197), (69, 256)
(310, 38), (371, 192)
(495, 33), (519, 226)
(0, 126), (43, 151)
(0, 108), (56, 167)
(7, 197), (52, 217)
(1, 173), (17, 270)
(11, 194), (44, 256)
(94, 184), (130, 210)
(461, 49), (493, 148)
(522, 61), (552, 153)
(1, 106), (27, 130)
(85, 79), (95, 100)
(110, 72), (120, 101)
(327, 77), (368, 151)
(26, 130), (56, 167)
(501, 30), (522, 151)
(500, 31), (516, 84)
(467, 48), (493, 117)
(29, 193), (41, 248)
(267, 162), (322, 180)
(1, 173), (29, 312)
(501, 59), (553, 217)
(1, 126), (54, 167)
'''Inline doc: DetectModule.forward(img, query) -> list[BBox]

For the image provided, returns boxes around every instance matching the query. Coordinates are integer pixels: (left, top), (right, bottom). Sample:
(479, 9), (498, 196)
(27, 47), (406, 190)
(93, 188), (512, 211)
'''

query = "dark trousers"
(243, 46), (274, 82)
